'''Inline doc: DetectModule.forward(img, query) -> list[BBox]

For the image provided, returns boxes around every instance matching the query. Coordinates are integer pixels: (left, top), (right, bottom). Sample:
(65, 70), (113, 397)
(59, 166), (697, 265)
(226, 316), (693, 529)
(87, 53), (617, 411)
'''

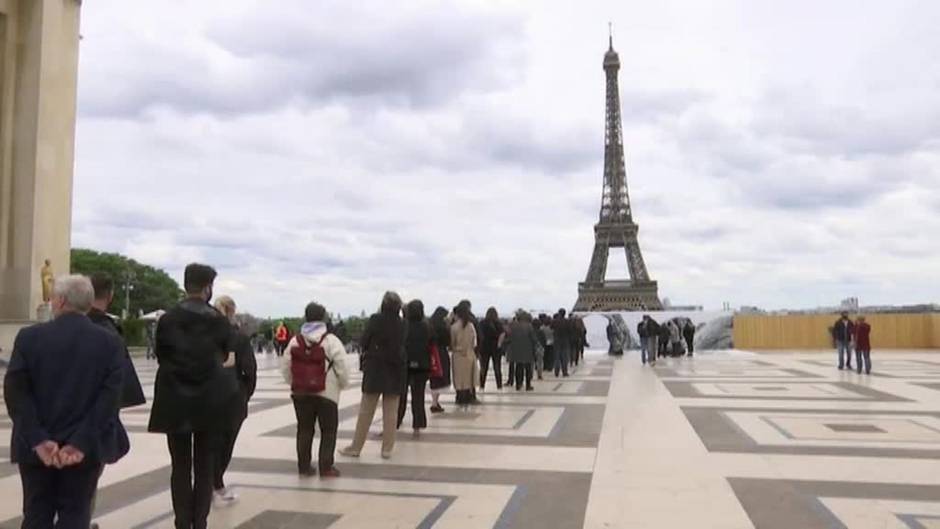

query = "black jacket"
(637, 321), (649, 339)
(148, 299), (240, 433)
(227, 328), (258, 424)
(88, 308), (146, 408)
(4, 313), (129, 466)
(480, 319), (503, 356)
(403, 319), (432, 371)
(360, 312), (407, 394)
(833, 318), (855, 342)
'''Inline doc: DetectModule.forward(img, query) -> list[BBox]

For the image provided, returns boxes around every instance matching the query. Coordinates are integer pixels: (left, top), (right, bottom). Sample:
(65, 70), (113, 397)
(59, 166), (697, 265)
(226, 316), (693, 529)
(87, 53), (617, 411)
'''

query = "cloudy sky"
(71, 0), (940, 318)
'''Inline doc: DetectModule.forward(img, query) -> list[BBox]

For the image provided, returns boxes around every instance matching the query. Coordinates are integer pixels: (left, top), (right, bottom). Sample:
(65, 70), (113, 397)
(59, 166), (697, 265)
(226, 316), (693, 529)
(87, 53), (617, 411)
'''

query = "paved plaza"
(2, 349), (940, 528)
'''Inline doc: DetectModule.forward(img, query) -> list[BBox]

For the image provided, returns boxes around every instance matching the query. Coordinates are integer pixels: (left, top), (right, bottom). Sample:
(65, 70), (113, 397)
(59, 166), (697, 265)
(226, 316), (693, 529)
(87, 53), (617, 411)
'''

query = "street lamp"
(123, 270), (136, 319)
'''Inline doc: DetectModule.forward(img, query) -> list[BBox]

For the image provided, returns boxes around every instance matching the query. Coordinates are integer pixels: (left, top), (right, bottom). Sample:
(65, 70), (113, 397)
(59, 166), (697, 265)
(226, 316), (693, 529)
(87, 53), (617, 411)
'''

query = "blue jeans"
(553, 344), (569, 376)
(837, 340), (853, 368)
(640, 336), (650, 363)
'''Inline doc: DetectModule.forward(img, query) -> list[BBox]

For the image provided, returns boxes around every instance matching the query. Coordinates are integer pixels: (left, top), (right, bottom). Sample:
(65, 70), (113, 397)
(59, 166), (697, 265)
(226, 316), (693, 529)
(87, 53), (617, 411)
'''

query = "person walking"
(505, 311), (539, 391)
(854, 316), (873, 375)
(397, 300), (432, 434)
(683, 320), (696, 356)
(5, 275), (130, 529)
(450, 303), (479, 408)
(833, 312), (855, 370)
(572, 316), (587, 366)
(148, 264), (240, 529)
(282, 302), (350, 477)
(428, 307), (452, 414)
(539, 315), (555, 376)
(479, 308), (505, 390)
(645, 315), (661, 366)
(551, 310), (570, 377)
(212, 296), (257, 505)
(341, 292), (407, 460)
(637, 317), (650, 362)
(274, 322), (289, 357)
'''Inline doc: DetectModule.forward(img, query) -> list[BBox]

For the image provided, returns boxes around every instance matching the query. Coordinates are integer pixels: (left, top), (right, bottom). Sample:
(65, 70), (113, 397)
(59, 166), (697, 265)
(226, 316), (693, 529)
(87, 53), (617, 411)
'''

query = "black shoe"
(563, 373), (569, 377)
(837, 366), (844, 370)
(857, 369), (862, 374)
(525, 386), (534, 391)
(515, 385), (522, 391)
(430, 404), (444, 414)
(299, 467), (316, 477)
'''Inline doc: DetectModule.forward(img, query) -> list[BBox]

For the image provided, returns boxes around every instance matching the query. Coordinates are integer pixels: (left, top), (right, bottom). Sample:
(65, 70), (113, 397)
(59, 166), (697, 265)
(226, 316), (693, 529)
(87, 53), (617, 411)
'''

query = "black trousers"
(213, 421), (243, 490)
(398, 370), (429, 429)
(514, 362), (533, 389)
(542, 345), (554, 373)
(19, 461), (102, 529)
(479, 351), (503, 388)
(292, 395), (339, 472)
(167, 432), (214, 529)
(506, 362), (515, 386)
(684, 332), (695, 354)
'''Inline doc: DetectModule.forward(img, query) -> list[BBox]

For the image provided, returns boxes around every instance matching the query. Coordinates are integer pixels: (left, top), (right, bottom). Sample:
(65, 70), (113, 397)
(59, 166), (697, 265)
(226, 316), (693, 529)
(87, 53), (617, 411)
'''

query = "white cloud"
(73, 0), (940, 317)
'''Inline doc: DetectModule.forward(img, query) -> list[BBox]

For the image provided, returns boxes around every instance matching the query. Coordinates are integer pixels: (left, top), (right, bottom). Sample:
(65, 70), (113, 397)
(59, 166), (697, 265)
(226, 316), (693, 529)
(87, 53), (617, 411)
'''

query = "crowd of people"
(4, 263), (592, 529)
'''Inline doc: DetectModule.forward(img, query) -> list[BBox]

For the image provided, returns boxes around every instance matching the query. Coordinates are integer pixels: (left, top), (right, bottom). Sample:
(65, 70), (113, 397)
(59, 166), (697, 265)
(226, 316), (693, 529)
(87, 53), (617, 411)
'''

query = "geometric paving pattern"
(0, 353), (613, 528)
(661, 350), (940, 529)
(3, 348), (940, 528)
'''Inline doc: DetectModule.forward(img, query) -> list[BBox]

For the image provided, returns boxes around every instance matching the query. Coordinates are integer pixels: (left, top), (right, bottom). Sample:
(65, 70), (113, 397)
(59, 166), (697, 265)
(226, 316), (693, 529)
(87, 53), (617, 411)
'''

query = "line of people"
(5, 261), (597, 529)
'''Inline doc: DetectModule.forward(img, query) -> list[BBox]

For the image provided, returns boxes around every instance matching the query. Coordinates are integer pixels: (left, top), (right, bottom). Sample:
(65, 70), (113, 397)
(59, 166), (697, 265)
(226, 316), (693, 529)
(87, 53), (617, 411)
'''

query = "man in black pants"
(5, 274), (130, 529)
(148, 264), (239, 529)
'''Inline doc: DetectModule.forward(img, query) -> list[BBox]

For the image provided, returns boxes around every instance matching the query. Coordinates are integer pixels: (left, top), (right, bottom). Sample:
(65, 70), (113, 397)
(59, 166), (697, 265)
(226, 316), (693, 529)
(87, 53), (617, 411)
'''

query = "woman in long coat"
(428, 307), (452, 413)
(505, 311), (539, 391)
(340, 291), (406, 459)
(450, 304), (478, 408)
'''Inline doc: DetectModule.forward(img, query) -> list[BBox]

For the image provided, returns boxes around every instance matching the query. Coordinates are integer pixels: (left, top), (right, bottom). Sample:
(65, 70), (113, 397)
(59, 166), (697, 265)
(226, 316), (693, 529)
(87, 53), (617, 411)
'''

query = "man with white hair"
(4, 275), (129, 528)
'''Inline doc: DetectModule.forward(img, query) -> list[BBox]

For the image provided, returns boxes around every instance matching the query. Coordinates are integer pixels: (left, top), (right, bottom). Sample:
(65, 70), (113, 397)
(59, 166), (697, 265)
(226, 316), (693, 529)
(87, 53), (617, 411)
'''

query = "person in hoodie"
(211, 296), (257, 505)
(282, 302), (350, 477)
(397, 300), (432, 434)
(341, 291), (406, 459)
(148, 263), (240, 529)
(428, 307), (452, 414)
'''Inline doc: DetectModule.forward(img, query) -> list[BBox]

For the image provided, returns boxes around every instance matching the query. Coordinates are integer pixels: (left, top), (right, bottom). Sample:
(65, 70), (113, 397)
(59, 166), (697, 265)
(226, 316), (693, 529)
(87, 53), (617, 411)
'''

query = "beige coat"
(450, 321), (478, 391)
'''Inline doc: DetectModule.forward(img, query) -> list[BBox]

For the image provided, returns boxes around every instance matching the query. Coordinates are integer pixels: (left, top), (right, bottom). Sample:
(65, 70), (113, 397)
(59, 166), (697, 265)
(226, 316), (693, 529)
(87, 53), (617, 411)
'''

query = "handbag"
(429, 342), (443, 379)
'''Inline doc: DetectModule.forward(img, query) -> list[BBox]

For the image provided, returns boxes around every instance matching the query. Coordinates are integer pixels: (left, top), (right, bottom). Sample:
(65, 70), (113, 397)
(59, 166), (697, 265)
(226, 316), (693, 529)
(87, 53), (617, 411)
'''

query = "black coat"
(480, 319), (503, 356)
(4, 313), (129, 466)
(148, 299), (240, 434)
(404, 319), (432, 372)
(360, 312), (406, 395)
(88, 308), (146, 408)
(226, 329), (257, 425)
(833, 318), (855, 342)
(429, 316), (452, 390)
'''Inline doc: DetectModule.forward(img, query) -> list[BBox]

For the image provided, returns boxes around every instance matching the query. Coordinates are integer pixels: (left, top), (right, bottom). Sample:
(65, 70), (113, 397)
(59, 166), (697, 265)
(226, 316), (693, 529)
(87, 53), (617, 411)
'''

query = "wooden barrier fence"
(732, 313), (940, 350)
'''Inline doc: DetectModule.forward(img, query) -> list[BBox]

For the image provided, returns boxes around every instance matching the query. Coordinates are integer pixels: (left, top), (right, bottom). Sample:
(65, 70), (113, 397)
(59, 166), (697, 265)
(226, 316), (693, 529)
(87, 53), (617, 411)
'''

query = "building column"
(0, 0), (81, 320)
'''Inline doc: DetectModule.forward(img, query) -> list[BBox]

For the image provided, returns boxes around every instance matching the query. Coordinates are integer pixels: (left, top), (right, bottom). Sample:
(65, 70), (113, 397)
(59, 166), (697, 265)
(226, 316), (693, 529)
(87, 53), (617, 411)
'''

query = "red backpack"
(290, 335), (332, 394)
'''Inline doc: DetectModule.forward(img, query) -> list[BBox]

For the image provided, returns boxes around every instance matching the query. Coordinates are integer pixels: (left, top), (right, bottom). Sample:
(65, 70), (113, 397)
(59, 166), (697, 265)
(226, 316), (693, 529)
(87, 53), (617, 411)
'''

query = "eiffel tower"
(573, 32), (663, 312)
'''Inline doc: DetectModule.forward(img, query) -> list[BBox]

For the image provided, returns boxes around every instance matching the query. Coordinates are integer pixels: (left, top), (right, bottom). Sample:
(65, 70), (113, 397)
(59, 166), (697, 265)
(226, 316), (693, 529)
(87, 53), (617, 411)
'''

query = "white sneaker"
(213, 488), (238, 507)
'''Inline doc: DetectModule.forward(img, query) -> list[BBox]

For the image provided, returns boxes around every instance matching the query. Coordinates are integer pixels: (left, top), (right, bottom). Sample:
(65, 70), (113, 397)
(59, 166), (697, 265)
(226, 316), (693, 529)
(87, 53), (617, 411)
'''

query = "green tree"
(71, 248), (183, 316)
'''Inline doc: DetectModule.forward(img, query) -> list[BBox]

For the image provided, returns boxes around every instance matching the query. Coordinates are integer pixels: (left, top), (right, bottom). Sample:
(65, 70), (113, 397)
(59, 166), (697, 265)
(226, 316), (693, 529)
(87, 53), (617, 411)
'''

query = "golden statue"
(40, 259), (54, 303)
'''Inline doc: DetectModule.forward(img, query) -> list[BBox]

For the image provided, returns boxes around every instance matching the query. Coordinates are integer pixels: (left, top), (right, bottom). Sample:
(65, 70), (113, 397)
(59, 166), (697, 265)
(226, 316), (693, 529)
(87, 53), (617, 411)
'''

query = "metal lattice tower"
(574, 32), (663, 312)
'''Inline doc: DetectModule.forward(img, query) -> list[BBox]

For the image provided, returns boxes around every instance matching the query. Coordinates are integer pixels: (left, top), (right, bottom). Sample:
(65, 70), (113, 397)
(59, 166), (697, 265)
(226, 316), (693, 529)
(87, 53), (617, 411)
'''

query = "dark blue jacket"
(4, 313), (129, 466)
